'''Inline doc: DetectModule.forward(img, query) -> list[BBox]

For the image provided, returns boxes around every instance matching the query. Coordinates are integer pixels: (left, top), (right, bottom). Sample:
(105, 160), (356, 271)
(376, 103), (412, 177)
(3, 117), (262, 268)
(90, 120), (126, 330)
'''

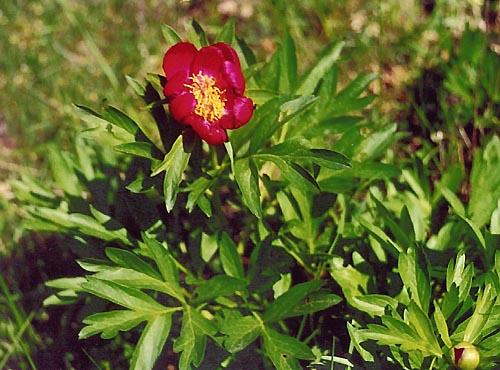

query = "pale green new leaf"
(407, 300), (441, 355)
(433, 302), (452, 348)
(464, 283), (496, 343)
(80, 310), (147, 339)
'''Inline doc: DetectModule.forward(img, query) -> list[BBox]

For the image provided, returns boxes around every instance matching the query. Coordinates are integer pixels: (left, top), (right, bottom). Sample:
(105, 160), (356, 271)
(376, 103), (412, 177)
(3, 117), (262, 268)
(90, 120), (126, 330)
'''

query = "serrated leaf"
(220, 315), (261, 353)
(80, 310), (147, 339)
(130, 313), (172, 370)
(398, 248), (431, 312)
(407, 300), (441, 354)
(174, 306), (217, 369)
(219, 232), (245, 279)
(262, 280), (323, 323)
(152, 135), (191, 212)
(234, 157), (262, 218)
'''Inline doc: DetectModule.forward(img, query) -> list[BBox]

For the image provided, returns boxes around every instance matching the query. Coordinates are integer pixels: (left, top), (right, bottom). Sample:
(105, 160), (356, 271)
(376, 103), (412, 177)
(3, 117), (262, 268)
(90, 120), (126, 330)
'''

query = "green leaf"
(457, 214), (486, 250)
(262, 326), (314, 370)
(463, 283), (496, 343)
(253, 154), (319, 193)
(141, 236), (179, 284)
(93, 267), (183, 302)
(262, 280), (323, 323)
(103, 106), (139, 136)
(82, 277), (167, 312)
(161, 24), (182, 47)
(329, 256), (369, 309)
(130, 313), (172, 370)
(230, 97), (285, 155)
(80, 310), (147, 339)
(441, 186), (466, 217)
(364, 316), (441, 357)
(105, 247), (161, 280)
(185, 175), (215, 216)
(398, 248), (431, 312)
(468, 121), (500, 228)
(115, 142), (154, 159)
(220, 315), (261, 353)
(47, 147), (81, 196)
(185, 20), (207, 49)
(287, 292), (342, 316)
(152, 135), (191, 212)
(215, 19), (235, 44)
(296, 42), (345, 96)
(193, 275), (248, 304)
(126, 75), (146, 96)
(407, 300), (441, 354)
(27, 207), (132, 246)
(174, 306), (217, 369)
(234, 157), (262, 218)
(219, 232), (245, 279)
(433, 302), (452, 348)
(278, 33), (297, 93)
(260, 139), (350, 170)
(351, 294), (399, 317)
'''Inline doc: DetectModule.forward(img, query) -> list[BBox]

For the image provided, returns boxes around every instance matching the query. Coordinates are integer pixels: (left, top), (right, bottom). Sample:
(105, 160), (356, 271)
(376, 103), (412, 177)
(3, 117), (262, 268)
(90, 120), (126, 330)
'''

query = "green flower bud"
(453, 342), (480, 370)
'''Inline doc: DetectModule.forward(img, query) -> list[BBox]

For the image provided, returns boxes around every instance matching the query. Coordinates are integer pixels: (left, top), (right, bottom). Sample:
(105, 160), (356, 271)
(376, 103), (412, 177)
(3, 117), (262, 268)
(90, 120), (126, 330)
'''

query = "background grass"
(0, 0), (497, 368)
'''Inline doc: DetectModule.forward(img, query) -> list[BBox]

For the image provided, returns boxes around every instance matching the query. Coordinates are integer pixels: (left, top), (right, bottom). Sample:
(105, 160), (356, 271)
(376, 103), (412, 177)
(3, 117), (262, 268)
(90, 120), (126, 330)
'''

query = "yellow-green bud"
(453, 342), (480, 370)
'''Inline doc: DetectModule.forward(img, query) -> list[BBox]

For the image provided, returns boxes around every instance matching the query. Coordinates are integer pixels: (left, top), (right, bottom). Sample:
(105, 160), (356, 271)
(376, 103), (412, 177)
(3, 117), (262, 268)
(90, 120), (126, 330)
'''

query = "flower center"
(185, 71), (226, 122)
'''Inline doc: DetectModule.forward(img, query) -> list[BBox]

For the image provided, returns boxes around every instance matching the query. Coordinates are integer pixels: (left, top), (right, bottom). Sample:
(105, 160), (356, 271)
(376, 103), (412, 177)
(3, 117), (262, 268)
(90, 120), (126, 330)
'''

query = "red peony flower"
(162, 42), (254, 145)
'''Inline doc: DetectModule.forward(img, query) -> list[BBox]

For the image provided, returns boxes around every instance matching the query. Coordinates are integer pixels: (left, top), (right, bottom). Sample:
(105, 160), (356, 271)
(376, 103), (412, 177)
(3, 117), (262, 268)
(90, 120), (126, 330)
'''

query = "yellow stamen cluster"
(185, 71), (226, 122)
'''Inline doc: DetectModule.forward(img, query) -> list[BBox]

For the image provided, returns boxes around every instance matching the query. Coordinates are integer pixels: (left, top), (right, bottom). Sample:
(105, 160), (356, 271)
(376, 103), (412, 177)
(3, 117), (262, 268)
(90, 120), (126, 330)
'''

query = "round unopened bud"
(453, 342), (480, 370)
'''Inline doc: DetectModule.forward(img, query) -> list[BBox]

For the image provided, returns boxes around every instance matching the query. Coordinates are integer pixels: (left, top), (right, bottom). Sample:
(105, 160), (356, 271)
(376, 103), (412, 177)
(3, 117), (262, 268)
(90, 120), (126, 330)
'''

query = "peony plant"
(15, 20), (500, 370)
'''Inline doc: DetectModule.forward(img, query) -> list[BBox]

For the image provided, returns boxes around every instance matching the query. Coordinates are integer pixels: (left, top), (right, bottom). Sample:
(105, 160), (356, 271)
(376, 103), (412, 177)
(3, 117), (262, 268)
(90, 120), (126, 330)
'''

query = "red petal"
(191, 45), (224, 78)
(163, 71), (189, 100)
(232, 97), (254, 128)
(169, 93), (196, 122)
(186, 115), (228, 145)
(222, 61), (245, 95)
(213, 42), (241, 68)
(163, 42), (197, 79)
